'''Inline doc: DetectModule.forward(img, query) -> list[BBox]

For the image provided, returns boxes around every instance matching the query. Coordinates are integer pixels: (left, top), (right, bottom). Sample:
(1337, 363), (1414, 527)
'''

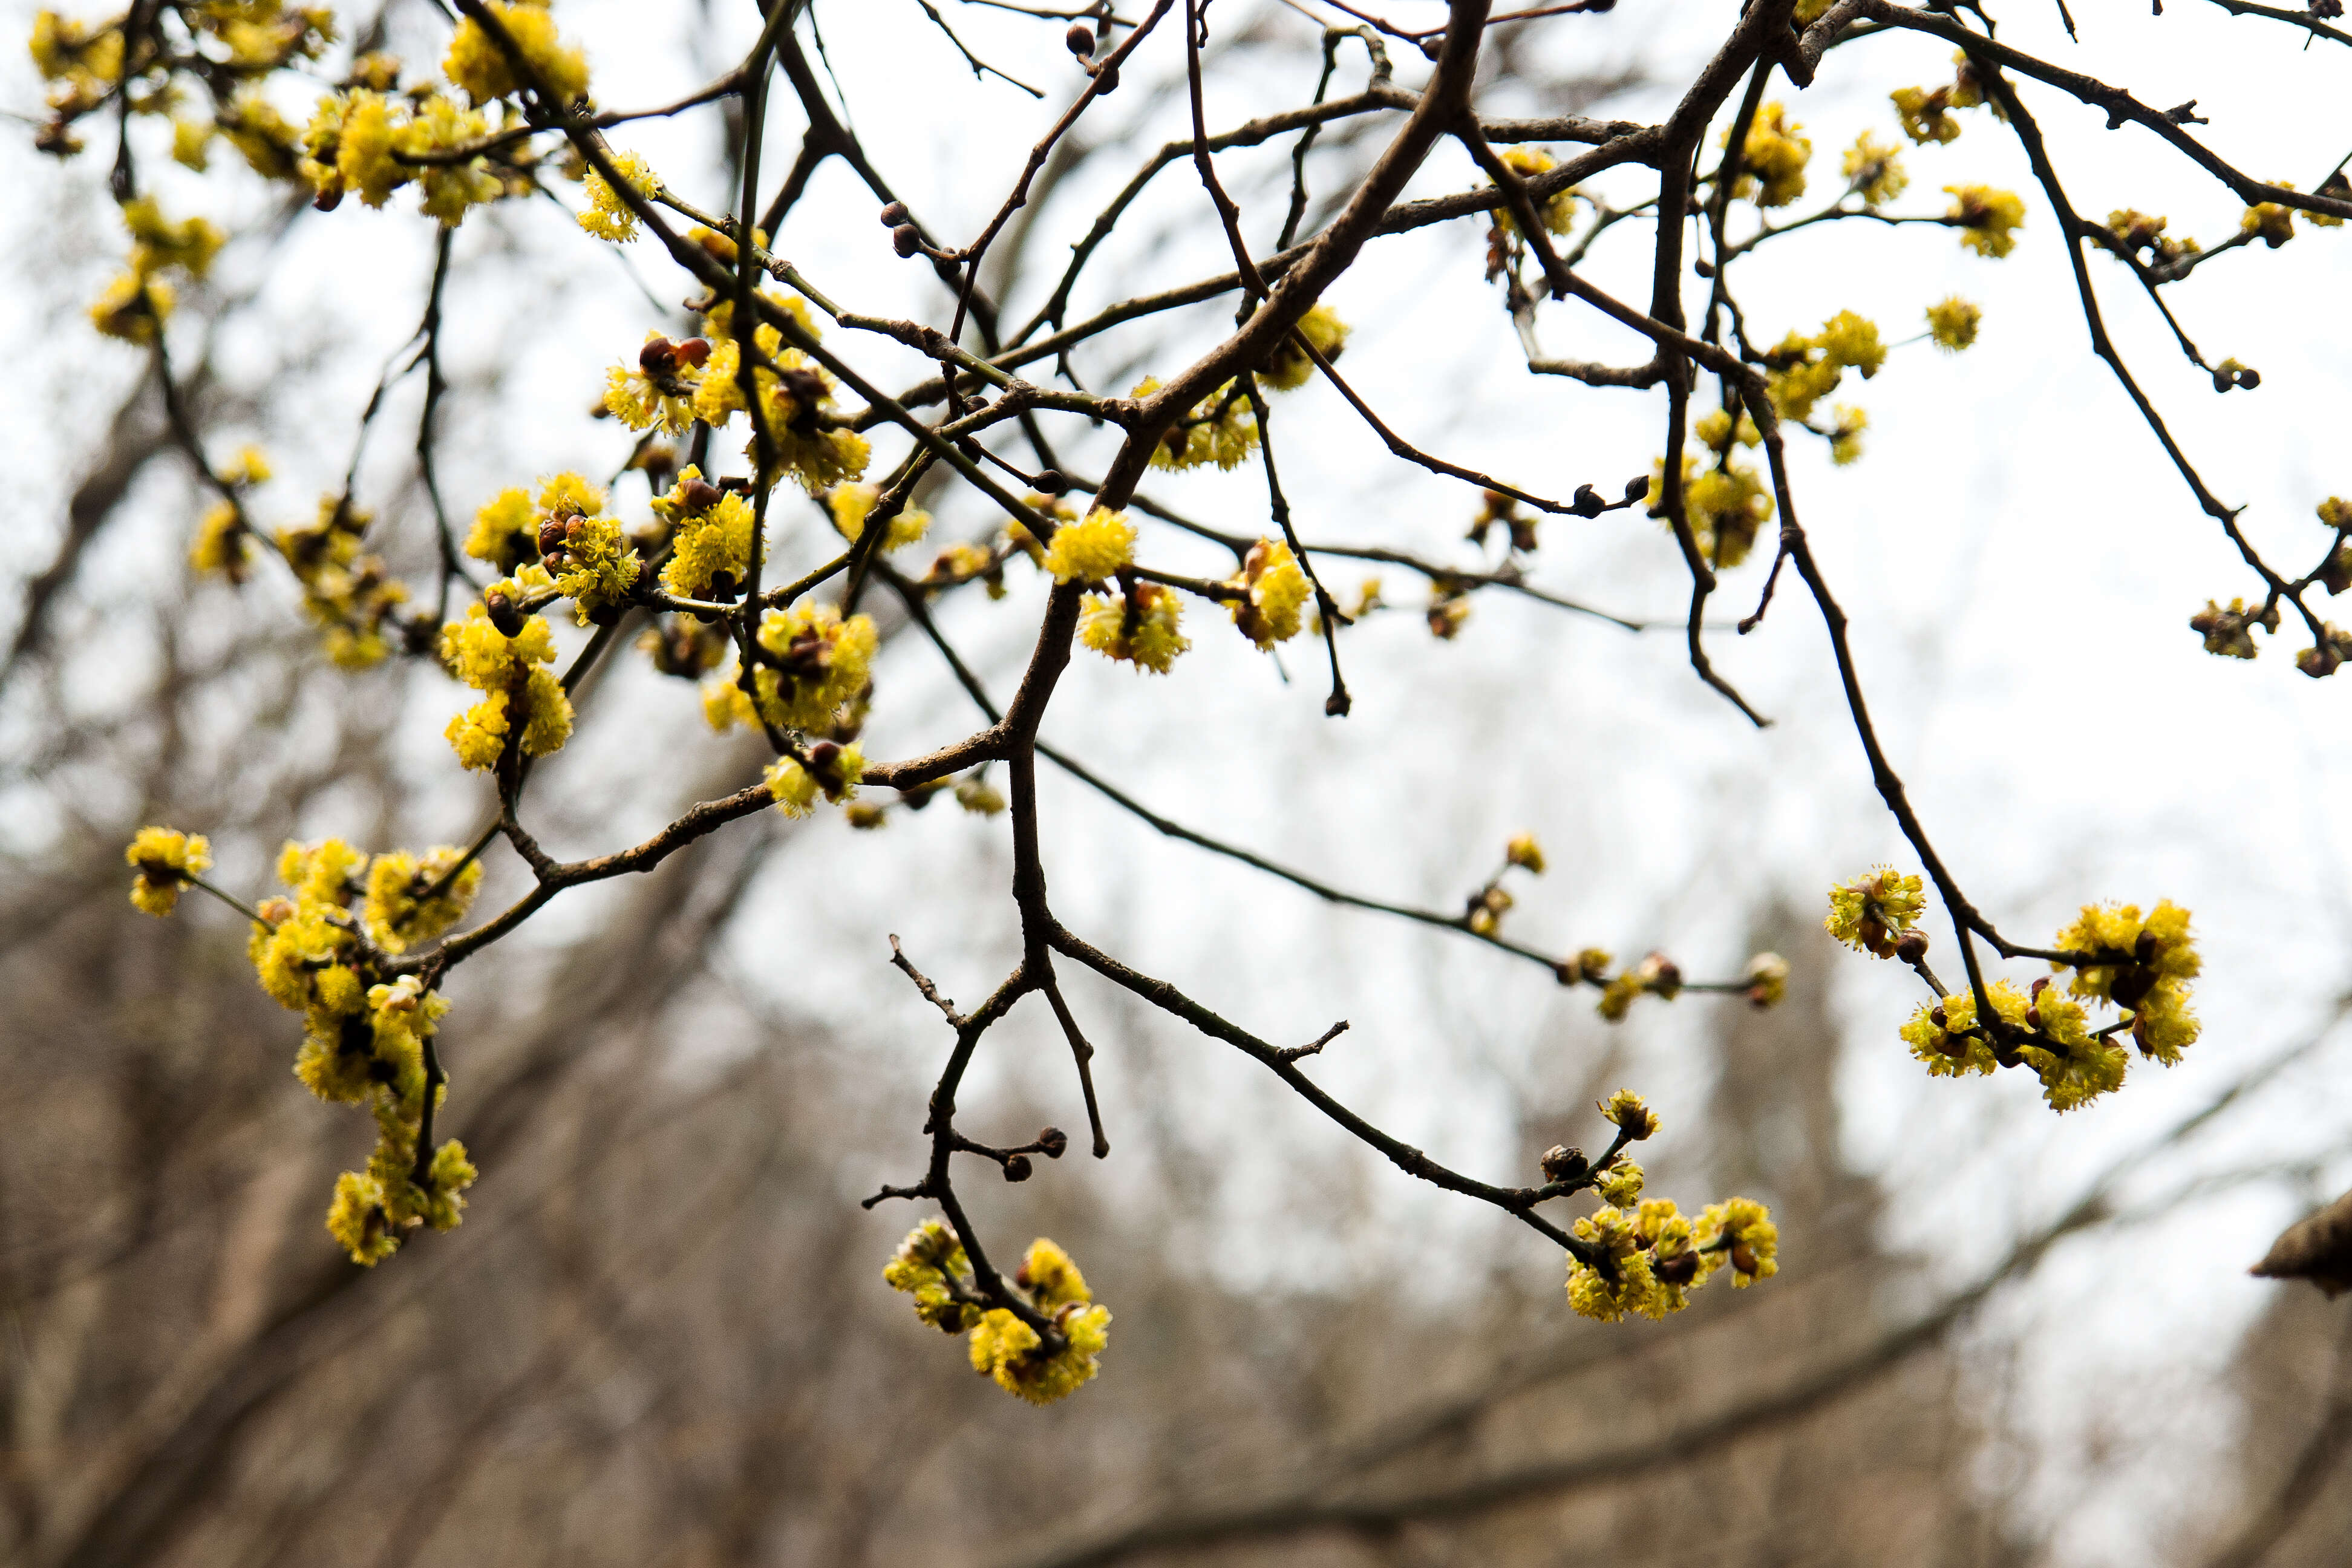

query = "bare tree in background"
(9, 0), (2352, 1560)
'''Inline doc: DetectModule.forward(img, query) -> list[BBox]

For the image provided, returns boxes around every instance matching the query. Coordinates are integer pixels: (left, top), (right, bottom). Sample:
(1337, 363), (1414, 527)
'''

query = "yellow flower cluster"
(886, 1227), (1112, 1405)
(1259, 304), (1351, 391)
(1842, 131), (1907, 207)
(2190, 597), (2278, 660)
(690, 296), (869, 492)
(1946, 185), (2026, 258)
(88, 196), (225, 344)
(299, 87), (505, 222)
(2099, 209), (2199, 267)
(1895, 901), (2198, 1112)
(1495, 149), (1578, 237)
(604, 333), (712, 437)
(1226, 538), (1312, 648)
(1136, 376), (1260, 471)
(1649, 455), (1772, 569)
(1890, 85), (1962, 146)
(1506, 832), (1545, 874)
(1564, 1188), (1776, 1322)
(1079, 583), (1189, 673)
(2053, 900), (2201, 1063)
(580, 151), (658, 241)
(883, 1220), (984, 1331)
(29, 8), (125, 116)
(242, 840), (479, 1261)
(1732, 102), (1811, 208)
(361, 848), (485, 954)
(1824, 866), (1926, 957)
(190, 446), (273, 583)
(1042, 508), (1137, 585)
(125, 825), (212, 916)
(1901, 979), (2125, 1112)
(514, 472), (640, 622)
(443, 0), (589, 106)
(828, 482), (931, 554)
(703, 603), (879, 734)
(276, 495), (413, 667)
(653, 468), (756, 600)
(439, 599), (574, 771)
(1927, 296), (1982, 353)
(1765, 309), (1885, 425)
(765, 741), (865, 818)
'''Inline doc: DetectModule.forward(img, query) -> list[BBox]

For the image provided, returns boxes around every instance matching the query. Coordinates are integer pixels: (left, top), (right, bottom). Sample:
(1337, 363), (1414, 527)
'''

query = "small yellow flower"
(1926, 296), (1981, 353)
(580, 151), (658, 242)
(1696, 1197), (1778, 1286)
(1079, 584), (1188, 673)
(126, 826), (212, 916)
(1601, 1089), (1659, 1140)
(1258, 304), (1351, 391)
(1495, 149), (1578, 238)
(1733, 103), (1811, 208)
(1505, 833), (1545, 874)
(1042, 508), (1136, 585)
(444, 1), (589, 106)
(1891, 85), (1961, 146)
(1227, 538), (1310, 648)
(1824, 866), (1926, 956)
(1841, 131), (1907, 207)
(764, 742), (864, 818)
(828, 482), (930, 553)
(1946, 185), (2025, 258)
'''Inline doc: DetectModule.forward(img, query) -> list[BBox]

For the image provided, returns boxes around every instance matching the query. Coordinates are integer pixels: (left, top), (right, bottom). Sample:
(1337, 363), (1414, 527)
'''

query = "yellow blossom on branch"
(125, 826), (212, 916)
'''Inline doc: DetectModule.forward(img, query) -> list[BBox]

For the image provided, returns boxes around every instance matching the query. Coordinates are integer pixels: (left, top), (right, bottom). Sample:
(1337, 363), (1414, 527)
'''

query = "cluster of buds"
(2190, 596), (2279, 660)
(1467, 490), (1538, 553)
(636, 333), (710, 394)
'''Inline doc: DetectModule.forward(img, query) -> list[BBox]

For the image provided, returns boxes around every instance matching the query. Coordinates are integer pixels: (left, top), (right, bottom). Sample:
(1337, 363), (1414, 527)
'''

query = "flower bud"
(1092, 60), (1119, 93)
(638, 336), (677, 374)
(1031, 468), (1069, 495)
(891, 223), (924, 258)
(1570, 484), (1606, 518)
(1036, 1126), (1069, 1159)
(1540, 1144), (1588, 1183)
(878, 201), (909, 227)
(483, 587), (524, 638)
(1654, 1249), (1700, 1285)
(1895, 929), (1929, 962)
(1065, 21), (1094, 56)
(1622, 475), (1649, 502)
(1003, 1153), (1034, 1183)
(679, 477), (725, 514)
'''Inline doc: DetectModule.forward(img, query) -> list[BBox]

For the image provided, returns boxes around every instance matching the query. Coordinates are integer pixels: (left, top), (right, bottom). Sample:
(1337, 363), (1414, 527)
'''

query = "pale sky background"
(4, 1), (2350, 1560)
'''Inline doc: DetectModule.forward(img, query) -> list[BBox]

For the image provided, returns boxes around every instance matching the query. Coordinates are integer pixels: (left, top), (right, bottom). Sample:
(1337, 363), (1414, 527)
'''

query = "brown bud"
(1540, 1144), (1588, 1184)
(1623, 475), (1649, 503)
(1730, 1241), (1760, 1277)
(638, 336), (676, 374)
(1895, 929), (1929, 962)
(1065, 21), (1094, 55)
(891, 223), (924, 258)
(483, 587), (525, 638)
(1092, 60), (1119, 93)
(1031, 469), (1069, 495)
(1653, 1249), (1700, 1285)
(878, 200), (909, 227)
(1036, 1126), (1070, 1159)
(537, 517), (569, 558)
(1003, 1154), (1033, 1183)
(673, 337), (712, 368)
(777, 367), (828, 428)
(679, 477), (725, 514)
